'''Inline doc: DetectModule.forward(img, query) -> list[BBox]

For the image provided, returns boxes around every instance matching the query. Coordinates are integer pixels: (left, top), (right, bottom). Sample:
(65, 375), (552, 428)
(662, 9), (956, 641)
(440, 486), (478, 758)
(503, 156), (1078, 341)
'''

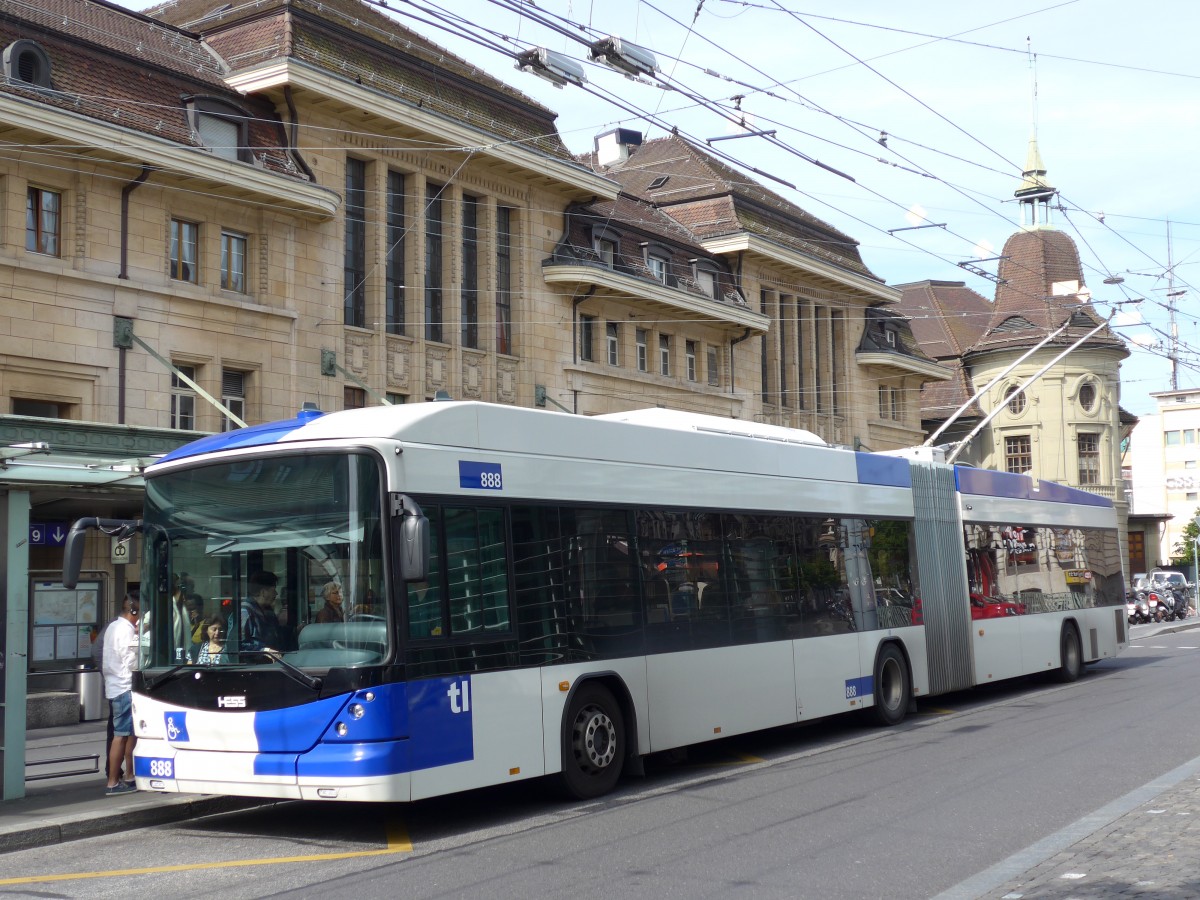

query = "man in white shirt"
(101, 592), (139, 795)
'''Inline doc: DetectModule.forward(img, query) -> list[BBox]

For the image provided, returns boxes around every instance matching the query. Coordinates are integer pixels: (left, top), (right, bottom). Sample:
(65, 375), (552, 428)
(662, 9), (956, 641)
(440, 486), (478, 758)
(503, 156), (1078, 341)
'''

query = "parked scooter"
(1147, 590), (1165, 622)
(1128, 591), (1151, 625)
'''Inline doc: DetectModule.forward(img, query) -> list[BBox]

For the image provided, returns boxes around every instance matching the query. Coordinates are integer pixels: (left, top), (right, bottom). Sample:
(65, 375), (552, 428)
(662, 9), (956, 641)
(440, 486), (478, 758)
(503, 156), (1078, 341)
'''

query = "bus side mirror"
(392, 494), (429, 583)
(63, 518), (141, 588)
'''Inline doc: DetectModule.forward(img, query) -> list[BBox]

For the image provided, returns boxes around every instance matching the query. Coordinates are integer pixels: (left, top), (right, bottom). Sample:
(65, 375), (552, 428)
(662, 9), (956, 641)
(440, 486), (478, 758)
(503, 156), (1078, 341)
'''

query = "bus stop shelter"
(1, 415), (195, 800)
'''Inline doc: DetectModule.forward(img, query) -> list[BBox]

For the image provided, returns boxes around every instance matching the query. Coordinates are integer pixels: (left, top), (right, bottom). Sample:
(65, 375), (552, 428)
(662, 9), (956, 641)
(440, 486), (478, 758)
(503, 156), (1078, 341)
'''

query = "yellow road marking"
(917, 707), (956, 715)
(0, 822), (412, 887)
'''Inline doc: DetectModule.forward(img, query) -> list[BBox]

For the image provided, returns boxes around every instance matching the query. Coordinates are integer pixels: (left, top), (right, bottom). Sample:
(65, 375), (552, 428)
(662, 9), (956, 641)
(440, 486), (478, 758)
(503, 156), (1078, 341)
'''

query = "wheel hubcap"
(575, 706), (616, 771)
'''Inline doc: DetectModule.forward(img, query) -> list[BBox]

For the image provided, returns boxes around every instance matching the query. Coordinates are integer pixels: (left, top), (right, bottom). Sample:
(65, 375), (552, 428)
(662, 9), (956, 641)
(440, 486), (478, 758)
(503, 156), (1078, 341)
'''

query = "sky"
(122, 0), (1200, 416)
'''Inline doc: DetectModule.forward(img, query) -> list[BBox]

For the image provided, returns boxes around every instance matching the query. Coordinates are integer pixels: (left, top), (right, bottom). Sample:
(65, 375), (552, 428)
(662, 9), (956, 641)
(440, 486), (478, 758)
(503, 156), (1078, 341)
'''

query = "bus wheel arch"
(1055, 621), (1083, 683)
(871, 640), (912, 727)
(558, 675), (634, 800)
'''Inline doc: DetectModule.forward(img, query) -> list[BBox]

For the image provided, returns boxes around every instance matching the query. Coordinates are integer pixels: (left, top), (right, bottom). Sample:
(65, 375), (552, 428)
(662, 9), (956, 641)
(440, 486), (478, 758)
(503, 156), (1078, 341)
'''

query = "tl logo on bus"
(447, 679), (471, 713)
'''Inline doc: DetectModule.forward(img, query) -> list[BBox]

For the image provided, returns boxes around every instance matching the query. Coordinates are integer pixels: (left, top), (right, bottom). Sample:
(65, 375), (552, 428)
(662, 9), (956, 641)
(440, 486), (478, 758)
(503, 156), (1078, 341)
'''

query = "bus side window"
(408, 505), (443, 639)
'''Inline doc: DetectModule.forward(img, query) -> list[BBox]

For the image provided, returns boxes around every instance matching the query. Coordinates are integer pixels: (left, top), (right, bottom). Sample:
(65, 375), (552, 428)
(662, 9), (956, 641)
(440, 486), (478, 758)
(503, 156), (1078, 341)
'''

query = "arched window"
(1078, 381), (1096, 413)
(4, 41), (52, 89)
(1005, 384), (1026, 415)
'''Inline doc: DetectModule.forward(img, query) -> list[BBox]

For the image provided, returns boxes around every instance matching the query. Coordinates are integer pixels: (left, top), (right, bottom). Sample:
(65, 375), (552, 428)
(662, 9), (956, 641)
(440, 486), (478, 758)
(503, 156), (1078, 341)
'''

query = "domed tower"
(963, 140), (1129, 523)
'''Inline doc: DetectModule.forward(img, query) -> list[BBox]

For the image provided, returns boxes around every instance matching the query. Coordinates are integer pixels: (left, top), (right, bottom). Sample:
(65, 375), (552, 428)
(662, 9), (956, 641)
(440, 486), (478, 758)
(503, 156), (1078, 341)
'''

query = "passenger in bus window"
(315, 582), (345, 624)
(233, 570), (284, 654)
(193, 615), (229, 665)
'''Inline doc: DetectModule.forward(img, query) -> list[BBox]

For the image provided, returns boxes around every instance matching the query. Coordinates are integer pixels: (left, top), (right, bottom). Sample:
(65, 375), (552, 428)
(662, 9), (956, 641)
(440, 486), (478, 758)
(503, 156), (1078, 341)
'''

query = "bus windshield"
(139, 451), (388, 671)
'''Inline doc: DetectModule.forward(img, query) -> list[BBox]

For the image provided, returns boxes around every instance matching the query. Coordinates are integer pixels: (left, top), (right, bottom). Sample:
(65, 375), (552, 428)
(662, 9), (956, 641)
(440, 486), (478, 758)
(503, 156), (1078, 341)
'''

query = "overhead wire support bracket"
(706, 130), (778, 143)
(887, 223), (947, 234)
(957, 257), (1009, 284)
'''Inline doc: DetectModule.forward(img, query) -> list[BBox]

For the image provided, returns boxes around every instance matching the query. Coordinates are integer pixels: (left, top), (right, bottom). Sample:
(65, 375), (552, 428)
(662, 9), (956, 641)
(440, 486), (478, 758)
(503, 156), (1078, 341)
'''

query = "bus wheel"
(871, 643), (910, 727)
(560, 683), (625, 800)
(1056, 625), (1083, 683)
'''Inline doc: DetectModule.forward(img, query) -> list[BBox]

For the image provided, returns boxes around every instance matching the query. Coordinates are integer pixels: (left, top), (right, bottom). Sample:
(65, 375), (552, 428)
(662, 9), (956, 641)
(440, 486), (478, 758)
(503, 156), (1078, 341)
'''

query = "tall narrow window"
(461, 195), (479, 349)
(1078, 432), (1100, 485)
(343, 158), (366, 327)
(386, 171), (406, 335)
(796, 298), (807, 410)
(579, 315), (596, 362)
(425, 182), (444, 343)
(170, 219), (199, 283)
(220, 230), (246, 293)
(636, 329), (648, 372)
(496, 206), (513, 355)
(814, 306), (826, 414)
(171, 365), (197, 430)
(221, 370), (245, 432)
(707, 346), (720, 387)
(26, 187), (60, 256)
(686, 340), (697, 382)
(646, 253), (668, 283)
(831, 309), (843, 416)
(659, 334), (671, 376)
(607, 322), (620, 366)
(1005, 435), (1032, 474)
(779, 295), (790, 408)
(760, 290), (772, 405)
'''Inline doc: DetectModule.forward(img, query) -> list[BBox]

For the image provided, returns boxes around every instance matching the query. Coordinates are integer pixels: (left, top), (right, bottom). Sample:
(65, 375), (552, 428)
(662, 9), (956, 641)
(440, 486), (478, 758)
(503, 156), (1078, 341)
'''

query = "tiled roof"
(585, 135), (880, 281)
(895, 280), (992, 360)
(146, 0), (576, 163)
(0, 0), (297, 176)
(919, 361), (981, 421)
(972, 229), (1125, 355)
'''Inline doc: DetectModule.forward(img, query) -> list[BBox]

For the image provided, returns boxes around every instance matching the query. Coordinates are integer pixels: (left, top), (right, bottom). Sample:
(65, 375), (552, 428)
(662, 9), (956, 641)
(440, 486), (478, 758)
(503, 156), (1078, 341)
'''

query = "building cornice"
(699, 233), (900, 303)
(226, 60), (621, 201)
(0, 94), (339, 218)
(542, 263), (770, 333)
(855, 351), (951, 381)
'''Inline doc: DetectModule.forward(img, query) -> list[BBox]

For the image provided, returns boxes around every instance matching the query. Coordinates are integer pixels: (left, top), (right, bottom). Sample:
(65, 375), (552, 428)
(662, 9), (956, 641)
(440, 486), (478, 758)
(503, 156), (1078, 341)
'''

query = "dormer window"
(590, 225), (620, 269)
(646, 254), (668, 283)
(885, 329), (897, 347)
(692, 261), (719, 298)
(642, 242), (672, 284)
(595, 237), (616, 268)
(4, 41), (52, 89)
(184, 96), (250, 162)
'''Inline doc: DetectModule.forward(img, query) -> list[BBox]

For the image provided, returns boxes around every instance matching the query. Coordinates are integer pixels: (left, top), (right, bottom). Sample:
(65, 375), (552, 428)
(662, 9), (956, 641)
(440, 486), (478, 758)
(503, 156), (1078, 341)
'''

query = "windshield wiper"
(143, 663), (190, 692)
(236, 651), (323, 692)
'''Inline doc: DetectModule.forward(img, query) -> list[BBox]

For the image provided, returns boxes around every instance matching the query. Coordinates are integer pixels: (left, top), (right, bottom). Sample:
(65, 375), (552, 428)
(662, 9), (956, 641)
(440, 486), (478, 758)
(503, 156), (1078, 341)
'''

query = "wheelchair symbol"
(166, 716), (181, 741)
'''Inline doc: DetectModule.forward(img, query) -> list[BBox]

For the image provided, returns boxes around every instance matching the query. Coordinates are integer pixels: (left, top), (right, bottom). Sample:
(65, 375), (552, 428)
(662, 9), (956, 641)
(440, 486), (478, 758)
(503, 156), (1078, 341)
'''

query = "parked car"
(1149, 569), (1189, 592)
(969, 592), (1026, 619)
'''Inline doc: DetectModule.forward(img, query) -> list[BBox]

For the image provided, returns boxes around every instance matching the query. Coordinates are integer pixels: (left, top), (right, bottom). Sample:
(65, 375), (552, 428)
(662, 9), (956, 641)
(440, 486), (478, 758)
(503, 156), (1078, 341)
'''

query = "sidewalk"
(1, 721), (266, 854)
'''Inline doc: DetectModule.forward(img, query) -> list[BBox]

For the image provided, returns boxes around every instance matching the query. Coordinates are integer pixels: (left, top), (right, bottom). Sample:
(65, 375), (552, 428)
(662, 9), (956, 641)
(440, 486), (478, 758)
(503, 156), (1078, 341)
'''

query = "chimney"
(595, 128), (643, 167)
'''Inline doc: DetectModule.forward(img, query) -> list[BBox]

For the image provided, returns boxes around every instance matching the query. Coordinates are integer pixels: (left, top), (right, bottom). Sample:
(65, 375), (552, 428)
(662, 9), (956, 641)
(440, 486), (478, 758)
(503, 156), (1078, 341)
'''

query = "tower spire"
(1016, 42), (1055, 229)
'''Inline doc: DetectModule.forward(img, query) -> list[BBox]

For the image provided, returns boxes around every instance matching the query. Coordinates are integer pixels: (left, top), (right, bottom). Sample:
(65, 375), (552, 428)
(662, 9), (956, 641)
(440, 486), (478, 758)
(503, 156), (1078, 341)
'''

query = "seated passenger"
(194, 614), (229, 665)
(315, 582), (345, 624)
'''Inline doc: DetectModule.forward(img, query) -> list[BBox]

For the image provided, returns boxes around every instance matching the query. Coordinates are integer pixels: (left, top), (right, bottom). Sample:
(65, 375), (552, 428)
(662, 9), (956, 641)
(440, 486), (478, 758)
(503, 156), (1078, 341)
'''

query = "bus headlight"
(349, 703), (365, 719)
(336, 722), (348, 736)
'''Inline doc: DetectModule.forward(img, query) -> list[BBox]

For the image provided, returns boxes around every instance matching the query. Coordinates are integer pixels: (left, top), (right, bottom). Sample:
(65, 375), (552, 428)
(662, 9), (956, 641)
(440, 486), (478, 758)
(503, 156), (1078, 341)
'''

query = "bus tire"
(560, 682), (626, 800)
(1056, 625), (1083, 683)
(871, 643), (910, 727)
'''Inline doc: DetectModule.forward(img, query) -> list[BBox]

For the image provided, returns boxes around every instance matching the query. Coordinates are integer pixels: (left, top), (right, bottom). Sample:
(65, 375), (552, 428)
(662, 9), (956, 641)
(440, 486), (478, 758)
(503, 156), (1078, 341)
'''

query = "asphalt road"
(4, 625), (1199, 899)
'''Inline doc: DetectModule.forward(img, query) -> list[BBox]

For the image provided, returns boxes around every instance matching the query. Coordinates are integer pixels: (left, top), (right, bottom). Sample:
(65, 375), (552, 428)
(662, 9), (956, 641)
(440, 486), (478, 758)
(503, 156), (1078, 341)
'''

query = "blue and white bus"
(64, 401), (1127, 802)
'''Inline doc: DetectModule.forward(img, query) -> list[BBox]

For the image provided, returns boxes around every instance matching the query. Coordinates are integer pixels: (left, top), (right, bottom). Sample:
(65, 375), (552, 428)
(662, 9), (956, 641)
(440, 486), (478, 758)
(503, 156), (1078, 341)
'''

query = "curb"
(0, 795), (273, 854)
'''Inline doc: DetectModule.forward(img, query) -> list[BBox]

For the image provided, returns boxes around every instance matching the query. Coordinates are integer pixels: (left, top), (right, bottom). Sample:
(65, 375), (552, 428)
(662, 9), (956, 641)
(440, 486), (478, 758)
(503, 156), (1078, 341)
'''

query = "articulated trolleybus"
(64, 401), (1126, 802)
